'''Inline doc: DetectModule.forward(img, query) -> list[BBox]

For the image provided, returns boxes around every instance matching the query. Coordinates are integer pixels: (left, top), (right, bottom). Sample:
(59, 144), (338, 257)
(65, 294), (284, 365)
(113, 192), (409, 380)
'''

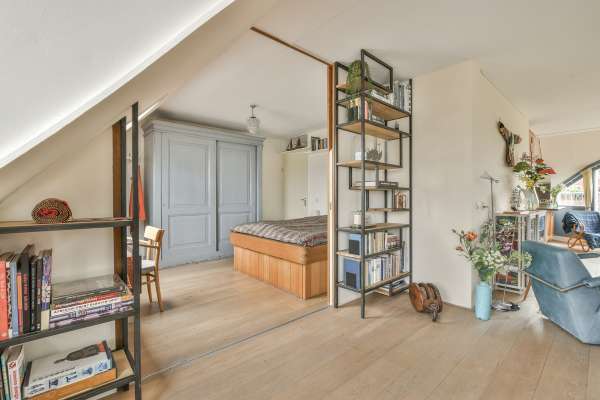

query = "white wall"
(262, 137), (286, 220)
(412, 60), (529, 308)
(284, 153), (308, 219)
(0, 131), (115, 361)
(540, 129), (600, 184)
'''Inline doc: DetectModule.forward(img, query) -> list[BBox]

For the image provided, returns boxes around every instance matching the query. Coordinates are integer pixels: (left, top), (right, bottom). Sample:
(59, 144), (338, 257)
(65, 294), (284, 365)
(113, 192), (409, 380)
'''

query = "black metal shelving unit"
(333, 50), (413, 319)
(0, 103), (142, 399)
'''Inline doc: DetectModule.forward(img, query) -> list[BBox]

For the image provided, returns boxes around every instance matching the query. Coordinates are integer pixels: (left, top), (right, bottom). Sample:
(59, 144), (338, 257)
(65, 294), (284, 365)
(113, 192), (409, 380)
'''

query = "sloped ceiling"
(0, 0), (234, 168)
(164, 0), (600, 136)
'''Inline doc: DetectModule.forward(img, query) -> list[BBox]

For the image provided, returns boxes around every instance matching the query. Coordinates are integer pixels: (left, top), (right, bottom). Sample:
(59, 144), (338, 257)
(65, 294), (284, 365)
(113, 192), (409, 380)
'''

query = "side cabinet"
(144, 119), (264, 267)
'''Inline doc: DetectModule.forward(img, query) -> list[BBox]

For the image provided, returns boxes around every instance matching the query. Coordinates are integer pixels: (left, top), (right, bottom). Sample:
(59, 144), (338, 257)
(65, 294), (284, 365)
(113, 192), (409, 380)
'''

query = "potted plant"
(452, 223), (531, 320)
(513, 158), (556, 210)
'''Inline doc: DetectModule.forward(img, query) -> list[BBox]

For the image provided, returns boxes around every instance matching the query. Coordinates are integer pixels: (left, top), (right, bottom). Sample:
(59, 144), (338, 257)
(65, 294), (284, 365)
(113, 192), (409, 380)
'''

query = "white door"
(217, 142), (257, 256)
(161, 134), (217, 265)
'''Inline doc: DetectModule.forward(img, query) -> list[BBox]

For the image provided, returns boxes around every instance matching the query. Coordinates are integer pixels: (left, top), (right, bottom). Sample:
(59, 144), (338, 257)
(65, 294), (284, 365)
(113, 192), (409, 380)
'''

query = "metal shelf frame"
(333, 50), (413, 318)
(0, 103), (142, 399)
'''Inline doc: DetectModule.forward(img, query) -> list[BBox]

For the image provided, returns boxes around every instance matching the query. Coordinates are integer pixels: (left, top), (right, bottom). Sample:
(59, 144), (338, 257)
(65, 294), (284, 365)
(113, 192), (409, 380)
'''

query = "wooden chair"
(130, 226), (165, 312)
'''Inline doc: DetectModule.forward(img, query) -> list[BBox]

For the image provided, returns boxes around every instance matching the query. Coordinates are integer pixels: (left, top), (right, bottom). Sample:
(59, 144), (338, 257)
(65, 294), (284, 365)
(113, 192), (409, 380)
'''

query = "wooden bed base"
(230, 232), (328, 299)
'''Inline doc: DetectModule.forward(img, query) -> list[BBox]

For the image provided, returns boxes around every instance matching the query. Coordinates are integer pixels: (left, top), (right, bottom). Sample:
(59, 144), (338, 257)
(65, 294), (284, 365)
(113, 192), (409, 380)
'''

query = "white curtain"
(582, 168), (593, 210)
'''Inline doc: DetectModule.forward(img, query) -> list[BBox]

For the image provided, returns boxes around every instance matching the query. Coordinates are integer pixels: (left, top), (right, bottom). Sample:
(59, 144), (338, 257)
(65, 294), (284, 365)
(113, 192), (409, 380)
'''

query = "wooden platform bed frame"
(230, 232), (328, 299)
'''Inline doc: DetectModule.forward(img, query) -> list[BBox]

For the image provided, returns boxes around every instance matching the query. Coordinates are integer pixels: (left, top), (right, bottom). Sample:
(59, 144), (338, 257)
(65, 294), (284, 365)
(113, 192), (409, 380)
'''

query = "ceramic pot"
(475, 282), (492, 320)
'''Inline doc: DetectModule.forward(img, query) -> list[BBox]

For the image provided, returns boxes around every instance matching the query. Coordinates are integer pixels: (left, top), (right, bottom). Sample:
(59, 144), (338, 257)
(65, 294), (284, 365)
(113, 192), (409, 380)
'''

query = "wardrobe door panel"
(218, 142), (257, 256)
(162, 134), (217, 265)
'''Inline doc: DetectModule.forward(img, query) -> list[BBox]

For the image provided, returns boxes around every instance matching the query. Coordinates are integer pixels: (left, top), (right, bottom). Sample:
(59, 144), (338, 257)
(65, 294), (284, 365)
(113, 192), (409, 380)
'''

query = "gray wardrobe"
(143, 119), (264, 267)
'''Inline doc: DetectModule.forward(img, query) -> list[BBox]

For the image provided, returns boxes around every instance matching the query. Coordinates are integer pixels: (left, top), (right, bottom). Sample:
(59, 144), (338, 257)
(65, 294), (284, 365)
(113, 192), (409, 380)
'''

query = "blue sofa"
(522, 240), (600, 344)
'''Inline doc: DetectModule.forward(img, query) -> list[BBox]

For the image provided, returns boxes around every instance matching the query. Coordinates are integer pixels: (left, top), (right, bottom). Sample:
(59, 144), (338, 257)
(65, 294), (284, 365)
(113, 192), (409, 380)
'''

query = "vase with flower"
(513, 158), (557, 210)
(452, 223), (531, 320)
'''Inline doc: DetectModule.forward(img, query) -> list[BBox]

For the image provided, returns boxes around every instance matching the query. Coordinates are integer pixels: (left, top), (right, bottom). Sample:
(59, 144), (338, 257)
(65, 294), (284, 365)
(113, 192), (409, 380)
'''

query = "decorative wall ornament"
(31, 198), (72, 224)
(497, 121), (522, 167)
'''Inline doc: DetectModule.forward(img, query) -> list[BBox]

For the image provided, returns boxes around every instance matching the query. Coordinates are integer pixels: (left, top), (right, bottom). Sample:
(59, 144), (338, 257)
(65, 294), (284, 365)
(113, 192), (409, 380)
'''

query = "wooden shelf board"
(338, 120), (409, 140)
(338, 94), (410, 120)
(0, 217), (132, 235)
(337, 246), (404, 260)
(368, 208), (410, 212)
(336, 79), (391, 95)
(338, 223), (410, 234)
(350, 186), (410, 192)
(0, 309), (135, 348)
(65, 349), (135, 400)
(337, 160), (402, 170)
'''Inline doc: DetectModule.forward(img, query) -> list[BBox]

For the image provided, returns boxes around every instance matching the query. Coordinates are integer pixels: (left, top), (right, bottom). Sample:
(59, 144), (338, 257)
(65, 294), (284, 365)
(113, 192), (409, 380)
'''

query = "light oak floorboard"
(108, 289), (598, 400)
(134, 258), (326, 376)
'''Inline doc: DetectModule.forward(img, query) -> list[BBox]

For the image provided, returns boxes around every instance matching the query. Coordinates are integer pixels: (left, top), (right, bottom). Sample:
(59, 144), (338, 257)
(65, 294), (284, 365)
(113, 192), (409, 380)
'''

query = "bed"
(230, 216), (328, 299)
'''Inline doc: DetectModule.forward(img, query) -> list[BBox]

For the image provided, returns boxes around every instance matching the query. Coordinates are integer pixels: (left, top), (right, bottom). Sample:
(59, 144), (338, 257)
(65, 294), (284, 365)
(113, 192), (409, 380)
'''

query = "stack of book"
(10, 341), (115, 400)
(0, 345), (24, 400)
(310, 137), (328, 151)
(354, 180), (398, 189)
(365, 251), (403, 287)
(348, 233), (401, 255)
(0, 246), (52, 339)
(50, 275), (132, 329)
(393, 192), (408, 209)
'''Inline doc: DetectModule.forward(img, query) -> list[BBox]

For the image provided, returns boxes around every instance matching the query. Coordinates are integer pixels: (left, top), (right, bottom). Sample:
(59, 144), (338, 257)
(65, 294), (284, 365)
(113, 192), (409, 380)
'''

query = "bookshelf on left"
(0, 103), (142, 400)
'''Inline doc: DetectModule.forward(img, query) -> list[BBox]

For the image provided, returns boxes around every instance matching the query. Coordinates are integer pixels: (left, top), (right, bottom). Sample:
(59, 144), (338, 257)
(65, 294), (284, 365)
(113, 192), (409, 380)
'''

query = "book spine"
(1, 354), (8, 400)
(51, 295), (132, 317)
(51, 291), (122, 310)
(29, 264), (36, 333)
(9, 261), (17, 339)
(50, 300), (132, 322)
(22, 269), (29, 334)
(8, 360), (21, 400)
(0, 262), (7, 341)
(40, 253), (51, 331)
(49, 305), (132, 329)
(16, 274), (22, 335)
(35, 260), (41, 332)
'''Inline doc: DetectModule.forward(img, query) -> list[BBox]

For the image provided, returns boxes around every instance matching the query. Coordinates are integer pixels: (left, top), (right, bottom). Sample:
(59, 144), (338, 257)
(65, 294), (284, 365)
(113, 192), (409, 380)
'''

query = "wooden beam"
(112, 118), (127, 349)
(250, 26), (331, 66)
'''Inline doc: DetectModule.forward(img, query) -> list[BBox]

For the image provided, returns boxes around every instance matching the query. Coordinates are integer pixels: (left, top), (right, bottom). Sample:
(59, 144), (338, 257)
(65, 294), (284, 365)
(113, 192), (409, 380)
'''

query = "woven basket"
(31, 198), (72, 224)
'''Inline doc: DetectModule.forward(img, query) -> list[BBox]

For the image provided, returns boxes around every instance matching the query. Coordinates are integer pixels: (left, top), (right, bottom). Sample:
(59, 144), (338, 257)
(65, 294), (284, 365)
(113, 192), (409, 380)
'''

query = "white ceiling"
(160, 30), (327, 138)
(0, 0), (233, 167)
(163, 0), (600, 136)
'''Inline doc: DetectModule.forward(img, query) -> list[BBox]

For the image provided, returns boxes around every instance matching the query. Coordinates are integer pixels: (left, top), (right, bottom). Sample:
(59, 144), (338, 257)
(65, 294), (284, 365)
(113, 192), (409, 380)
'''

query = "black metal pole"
(131, 102), (142, 400)
(333, 63), (340, 308)
(360, 50), (367, 319)
(409, 79), (413, 287)
(119, 117), (129, 357)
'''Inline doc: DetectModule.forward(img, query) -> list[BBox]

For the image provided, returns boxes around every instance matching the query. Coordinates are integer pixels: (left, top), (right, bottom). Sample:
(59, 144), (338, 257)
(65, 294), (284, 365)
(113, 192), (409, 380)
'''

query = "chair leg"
(154, 268), (165, 312)
(146, 274), (153, 303)
(521, 280), (532, 303)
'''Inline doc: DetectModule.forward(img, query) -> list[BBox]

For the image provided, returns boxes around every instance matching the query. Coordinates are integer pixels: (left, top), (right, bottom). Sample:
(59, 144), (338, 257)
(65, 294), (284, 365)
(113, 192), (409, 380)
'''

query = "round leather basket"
(31, 198), (72, 224)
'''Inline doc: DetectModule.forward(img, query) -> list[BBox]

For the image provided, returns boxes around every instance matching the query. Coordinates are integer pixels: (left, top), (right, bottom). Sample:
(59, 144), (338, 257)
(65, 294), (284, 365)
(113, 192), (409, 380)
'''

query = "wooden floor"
(109, 283), (600, 400)
(134, 258), (327, 377)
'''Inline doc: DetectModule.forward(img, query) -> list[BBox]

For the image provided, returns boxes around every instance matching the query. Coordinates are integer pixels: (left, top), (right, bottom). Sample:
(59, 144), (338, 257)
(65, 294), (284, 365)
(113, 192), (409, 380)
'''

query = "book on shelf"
(28, 368), (116, 400)
(50, 274), (132, 328)
(23, 341), (113, 398)
(0, 247), (52, 340)
(3, 345), (25, 400)
(310, 137), (328, 151)
(354, 181), (398, 188)
(348, 233), (401, 255)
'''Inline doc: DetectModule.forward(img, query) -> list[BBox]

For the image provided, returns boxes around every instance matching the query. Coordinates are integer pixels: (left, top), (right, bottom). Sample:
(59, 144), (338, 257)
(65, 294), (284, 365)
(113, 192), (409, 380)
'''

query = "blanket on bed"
(231, 215), (327, 247)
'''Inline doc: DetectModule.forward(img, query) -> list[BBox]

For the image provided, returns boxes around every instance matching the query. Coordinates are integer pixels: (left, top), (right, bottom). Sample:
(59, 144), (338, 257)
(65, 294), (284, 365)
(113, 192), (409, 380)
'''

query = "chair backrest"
(143, 225), (164, 264)
(522, 240), (600, 344)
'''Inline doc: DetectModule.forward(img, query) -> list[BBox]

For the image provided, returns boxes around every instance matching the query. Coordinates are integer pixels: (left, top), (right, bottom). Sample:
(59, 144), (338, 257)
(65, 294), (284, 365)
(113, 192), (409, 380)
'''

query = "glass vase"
(522, 187), (539, 211)
(475, 282), (492, 320)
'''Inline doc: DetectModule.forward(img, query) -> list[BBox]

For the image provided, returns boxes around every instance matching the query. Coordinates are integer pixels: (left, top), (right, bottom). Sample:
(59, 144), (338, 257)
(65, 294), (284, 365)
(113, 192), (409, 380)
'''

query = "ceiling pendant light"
(246, 104), (260, 135)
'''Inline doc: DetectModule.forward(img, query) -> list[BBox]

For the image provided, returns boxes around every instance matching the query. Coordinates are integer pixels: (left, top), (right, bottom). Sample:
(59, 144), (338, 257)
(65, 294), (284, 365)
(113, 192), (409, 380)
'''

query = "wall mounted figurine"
(497, 121), (522, 167)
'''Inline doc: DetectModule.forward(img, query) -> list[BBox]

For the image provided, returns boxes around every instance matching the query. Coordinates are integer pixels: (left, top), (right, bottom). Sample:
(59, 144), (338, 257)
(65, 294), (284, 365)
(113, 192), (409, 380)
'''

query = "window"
(558, 177), (585, 207)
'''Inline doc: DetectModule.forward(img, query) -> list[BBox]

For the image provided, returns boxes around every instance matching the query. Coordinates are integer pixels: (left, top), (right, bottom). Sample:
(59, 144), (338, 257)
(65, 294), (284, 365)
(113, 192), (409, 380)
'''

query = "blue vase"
(475, 282), (492, 320)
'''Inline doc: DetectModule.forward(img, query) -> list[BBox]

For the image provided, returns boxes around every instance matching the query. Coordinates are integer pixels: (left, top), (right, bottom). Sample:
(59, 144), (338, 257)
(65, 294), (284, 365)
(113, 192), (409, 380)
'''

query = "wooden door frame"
(250, 27), (335, 305)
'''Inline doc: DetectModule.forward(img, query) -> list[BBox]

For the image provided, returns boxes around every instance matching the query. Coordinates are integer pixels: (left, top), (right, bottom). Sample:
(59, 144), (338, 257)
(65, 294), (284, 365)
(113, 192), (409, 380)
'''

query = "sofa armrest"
(583, 277), (600, 288)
